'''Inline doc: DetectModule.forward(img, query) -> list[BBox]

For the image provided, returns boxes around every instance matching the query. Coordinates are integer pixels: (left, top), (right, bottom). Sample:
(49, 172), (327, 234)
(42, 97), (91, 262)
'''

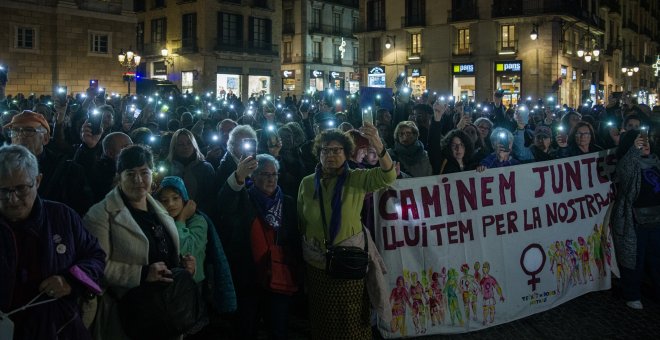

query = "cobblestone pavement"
(193, 278), (660, 339)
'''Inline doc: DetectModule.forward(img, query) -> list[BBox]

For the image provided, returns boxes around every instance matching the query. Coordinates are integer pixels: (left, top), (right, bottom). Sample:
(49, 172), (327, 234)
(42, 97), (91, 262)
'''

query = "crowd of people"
(2, 74), (660, 339)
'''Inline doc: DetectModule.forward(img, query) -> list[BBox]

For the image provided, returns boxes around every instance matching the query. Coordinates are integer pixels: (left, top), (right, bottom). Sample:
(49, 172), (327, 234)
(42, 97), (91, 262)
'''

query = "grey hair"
(489, 127), (513, 147)
(255, 153), (280, 173)
(0, 144), (40, 180)
(227, 124), (257, 157)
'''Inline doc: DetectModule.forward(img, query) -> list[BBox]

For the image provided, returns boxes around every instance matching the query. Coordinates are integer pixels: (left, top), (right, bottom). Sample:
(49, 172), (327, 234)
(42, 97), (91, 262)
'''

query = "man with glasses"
(0, 144), (106, 340)
(4, 110), (92, 215)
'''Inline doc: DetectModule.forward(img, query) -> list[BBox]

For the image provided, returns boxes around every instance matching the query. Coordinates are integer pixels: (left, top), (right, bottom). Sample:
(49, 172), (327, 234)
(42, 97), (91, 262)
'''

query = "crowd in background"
(2, 72), (660, 339)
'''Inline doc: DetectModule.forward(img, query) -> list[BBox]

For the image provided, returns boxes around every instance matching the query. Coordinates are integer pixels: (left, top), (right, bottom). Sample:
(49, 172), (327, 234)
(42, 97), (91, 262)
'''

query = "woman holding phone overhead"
(297, 122), (396, 339)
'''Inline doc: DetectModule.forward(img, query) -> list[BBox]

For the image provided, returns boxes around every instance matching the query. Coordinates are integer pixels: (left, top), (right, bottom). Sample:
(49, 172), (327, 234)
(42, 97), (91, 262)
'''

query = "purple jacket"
(0, 197), (106, 340)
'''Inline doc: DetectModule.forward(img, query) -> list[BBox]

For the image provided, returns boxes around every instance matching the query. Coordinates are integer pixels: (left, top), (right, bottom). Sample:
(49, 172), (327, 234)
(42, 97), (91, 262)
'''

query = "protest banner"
(374, 151), (618, 337)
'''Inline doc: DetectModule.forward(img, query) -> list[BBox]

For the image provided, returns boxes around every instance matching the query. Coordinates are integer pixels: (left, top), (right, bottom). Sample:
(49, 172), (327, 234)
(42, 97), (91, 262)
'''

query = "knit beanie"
(158, 176), (190, 201)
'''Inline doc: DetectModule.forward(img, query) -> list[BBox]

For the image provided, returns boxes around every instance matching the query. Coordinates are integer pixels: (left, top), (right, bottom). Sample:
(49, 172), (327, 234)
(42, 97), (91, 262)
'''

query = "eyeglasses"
(257, 172), (279, 179)
(9, 127), (47, 138)
(575, 132), (591, 137)
(451, 142), (465, 150)
(0, 182), (35, 200)
(320, 147), (344, 155)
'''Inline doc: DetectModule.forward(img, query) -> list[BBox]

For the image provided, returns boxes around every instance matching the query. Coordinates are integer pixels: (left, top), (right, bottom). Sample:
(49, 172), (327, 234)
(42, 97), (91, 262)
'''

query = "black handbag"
(318, 184), (369, 280)
(118, 268), (204, 340)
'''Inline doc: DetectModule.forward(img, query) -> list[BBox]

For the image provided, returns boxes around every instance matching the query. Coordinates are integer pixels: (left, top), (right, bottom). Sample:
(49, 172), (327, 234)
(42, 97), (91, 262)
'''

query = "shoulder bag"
(318, 183), (369, 280)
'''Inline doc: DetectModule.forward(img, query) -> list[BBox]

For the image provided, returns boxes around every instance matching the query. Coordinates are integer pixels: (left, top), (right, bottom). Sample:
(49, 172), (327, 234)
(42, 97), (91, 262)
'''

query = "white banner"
(374, 151), (618, 337)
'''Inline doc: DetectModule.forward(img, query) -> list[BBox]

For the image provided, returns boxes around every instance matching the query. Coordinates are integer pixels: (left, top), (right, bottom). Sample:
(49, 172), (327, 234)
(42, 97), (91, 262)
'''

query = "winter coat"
(0, 198), (106, 340)
(83, 187), (180, 340)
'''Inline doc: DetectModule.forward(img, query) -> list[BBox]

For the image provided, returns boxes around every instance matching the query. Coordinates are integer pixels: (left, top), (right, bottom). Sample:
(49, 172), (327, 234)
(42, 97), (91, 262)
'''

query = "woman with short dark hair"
(435, 129), (475, 174)
(84, 145), (197, 339)
(556, 121), (603, 158)
(298, 124), (395, 339)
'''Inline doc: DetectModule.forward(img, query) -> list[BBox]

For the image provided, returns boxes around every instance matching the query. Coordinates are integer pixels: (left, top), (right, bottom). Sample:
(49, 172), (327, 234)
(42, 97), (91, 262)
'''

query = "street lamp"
(161, 48), (174, 67)
(530, 24), (538, 41)
(385, 35), (395, 49)
(117, 48), (141, 95)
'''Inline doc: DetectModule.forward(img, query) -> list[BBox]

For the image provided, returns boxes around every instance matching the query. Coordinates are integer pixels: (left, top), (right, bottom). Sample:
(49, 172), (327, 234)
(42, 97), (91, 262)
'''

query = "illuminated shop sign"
(452, 63), (475, 75)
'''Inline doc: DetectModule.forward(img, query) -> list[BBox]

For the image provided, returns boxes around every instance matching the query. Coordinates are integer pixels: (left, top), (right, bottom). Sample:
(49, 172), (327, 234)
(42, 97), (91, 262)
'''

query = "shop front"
(282, 69), (296, 92)
(248, 68), (271, 97)
(153, 61), (167, 81)
(494, 60), (522, 106)
(309, 69), (324, 92)
(452, 63), (475, 101)
(407, 67), (426, 97)
(217, 66), (242, 99)
(329, 71), (345, 91)
(367, 66), (386, 88)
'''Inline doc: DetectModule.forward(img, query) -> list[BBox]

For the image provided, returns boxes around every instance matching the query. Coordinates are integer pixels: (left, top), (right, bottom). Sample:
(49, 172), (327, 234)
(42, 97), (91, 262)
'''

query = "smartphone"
(362, 108), (374, 125)
(0, 64), (8, 85)
(641, 126), (649, 137)
(97, 87), (106, 100)
(88, 109), (103, 135)
(54, 86), (67, 102)
(89, 79), (99, 90)
(498, 132), (510, 152)
(241, 138), (257, 158)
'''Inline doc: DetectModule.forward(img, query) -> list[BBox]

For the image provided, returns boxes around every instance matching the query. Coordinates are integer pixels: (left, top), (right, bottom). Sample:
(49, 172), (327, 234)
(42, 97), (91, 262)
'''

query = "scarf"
(248, 185), (283, 231)
(174, 153), (197, 167)
(314, 162), (349, 244)
(640, 153), (660, 170)
(394, 140), (425, 165)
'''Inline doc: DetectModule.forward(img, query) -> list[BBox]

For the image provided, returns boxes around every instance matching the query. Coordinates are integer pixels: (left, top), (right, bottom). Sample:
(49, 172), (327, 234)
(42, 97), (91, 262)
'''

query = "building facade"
(135, 0), (282, 99)
(356, 0), (660, 107)
(0, 0), (137, 95)
(280, 0), (360, 96)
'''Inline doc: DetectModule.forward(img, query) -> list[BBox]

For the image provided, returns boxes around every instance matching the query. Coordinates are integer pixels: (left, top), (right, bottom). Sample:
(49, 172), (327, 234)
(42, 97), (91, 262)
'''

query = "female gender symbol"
(520, 243), (546, 291)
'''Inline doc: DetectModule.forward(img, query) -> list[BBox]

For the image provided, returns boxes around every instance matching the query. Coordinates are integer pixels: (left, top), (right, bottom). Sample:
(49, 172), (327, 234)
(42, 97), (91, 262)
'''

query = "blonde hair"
(393, 120), (419, 143)
(166, 128), (204, 163)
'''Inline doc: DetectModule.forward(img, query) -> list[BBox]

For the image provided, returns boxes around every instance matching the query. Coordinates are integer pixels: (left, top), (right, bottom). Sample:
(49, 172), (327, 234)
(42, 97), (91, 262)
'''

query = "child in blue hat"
(156, 176), (208, 283)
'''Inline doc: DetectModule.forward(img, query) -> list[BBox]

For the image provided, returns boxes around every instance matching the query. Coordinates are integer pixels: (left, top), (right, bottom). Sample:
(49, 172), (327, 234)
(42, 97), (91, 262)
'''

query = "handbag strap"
(317, 182), (367, 253)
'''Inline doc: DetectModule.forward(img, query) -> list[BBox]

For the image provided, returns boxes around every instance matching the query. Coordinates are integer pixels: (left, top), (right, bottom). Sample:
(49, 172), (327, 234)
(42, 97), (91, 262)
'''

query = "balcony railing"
(308, 24), (354, 37)
(356, 19), (386, 32)
(367, 50), (381, 62)
(282, 23), (295, 34)
(214, 39), (279, 56)
(452, 42), (472, 56)
(491, 0), (523, 18)
(448, 6), (479, 22)
(142, 42), (166, 56)
(497, 40), (518, 54)
(401, 16), (425, 28)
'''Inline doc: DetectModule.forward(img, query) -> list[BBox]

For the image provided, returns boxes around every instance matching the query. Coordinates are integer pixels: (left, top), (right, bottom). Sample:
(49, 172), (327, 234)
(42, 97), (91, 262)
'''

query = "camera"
(241, 138), (257, 158)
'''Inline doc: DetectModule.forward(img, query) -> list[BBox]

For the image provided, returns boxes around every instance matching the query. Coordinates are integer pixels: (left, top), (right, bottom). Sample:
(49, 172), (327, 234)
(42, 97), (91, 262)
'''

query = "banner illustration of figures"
(374, 152), (618, 337)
